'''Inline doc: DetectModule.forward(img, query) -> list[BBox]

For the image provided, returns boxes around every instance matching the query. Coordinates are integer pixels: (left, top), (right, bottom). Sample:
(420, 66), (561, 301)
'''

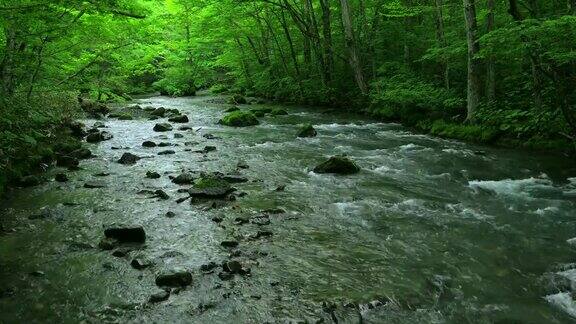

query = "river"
(1, 94), (575, 323)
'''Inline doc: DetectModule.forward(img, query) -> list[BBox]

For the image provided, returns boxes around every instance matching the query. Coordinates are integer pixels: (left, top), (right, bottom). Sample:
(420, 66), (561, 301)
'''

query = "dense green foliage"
(1, 0), (575, 193)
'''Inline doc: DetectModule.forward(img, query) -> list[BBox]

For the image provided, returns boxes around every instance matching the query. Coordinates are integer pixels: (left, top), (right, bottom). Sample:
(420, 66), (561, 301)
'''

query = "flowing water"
(1, 94), (576, 323)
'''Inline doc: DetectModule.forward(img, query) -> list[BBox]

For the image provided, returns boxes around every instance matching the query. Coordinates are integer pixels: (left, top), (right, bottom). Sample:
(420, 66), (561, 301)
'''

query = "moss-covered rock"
(297, 124), (317, 138)
(270, 108), (288, 116)
(225, 106), (240, 113)
(313, 156), (360, 175)
(228, 94), (247, 105)
(188, 175), (234, 198)
(219, 111), (259, 127)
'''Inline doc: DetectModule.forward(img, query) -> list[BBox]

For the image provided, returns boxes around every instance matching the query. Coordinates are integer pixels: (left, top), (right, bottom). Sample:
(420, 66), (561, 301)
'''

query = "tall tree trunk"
(319, 0), (333, 84)
(434, 0), (450, 89)
(339, 0), (368, 95)
(485, 0), (496, 103)
(278, 10), (301, 78)
(1, 27), (17, 96)
(463, 0), (481, 122)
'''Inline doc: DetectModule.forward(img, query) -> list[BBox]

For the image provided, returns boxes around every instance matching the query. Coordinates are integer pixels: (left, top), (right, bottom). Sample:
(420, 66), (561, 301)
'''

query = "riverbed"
(1, 94), (575, 323)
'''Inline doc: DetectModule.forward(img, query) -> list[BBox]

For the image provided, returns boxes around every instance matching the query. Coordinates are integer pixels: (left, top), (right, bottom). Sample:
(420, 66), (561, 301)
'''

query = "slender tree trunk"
(486, 0), (496, 103)
(463, 0), (481, 122)
(235, 38), (253, 87)
(319, 0), (333, 83)
(1, 28), (17, 96)
(278, 11), (301, 78)
(434, 0), (450, 89)
(339, 0), (368, 95)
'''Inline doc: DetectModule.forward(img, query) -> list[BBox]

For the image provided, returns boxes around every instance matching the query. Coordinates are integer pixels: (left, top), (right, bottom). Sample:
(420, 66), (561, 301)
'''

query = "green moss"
(429, 120), (500, 143)
(219, 111), (259, 127)
(270, 108), (288, 116)
(228, 94), (247, 104)
(194, 176), (229, 190)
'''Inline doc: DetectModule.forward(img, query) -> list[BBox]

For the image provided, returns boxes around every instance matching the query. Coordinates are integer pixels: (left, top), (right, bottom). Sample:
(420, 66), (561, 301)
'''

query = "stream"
(1, 94), (576, 323)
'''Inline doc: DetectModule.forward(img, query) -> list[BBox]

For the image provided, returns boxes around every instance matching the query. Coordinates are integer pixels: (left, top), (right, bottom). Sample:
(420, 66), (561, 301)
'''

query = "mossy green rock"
(270, 108), (288, 116)
(297, 124), (317, 138)
(313, 156), (360, 175)
(188, 175), (233, 198)
(225, 106), (240, 113)
(228, 94), (247, 104)
(219, 111), (259, 127)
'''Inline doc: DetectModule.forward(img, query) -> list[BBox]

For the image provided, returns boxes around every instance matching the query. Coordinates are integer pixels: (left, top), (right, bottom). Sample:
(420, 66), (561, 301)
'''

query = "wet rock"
(270, 108), (288, 116)
(188, 175), (234, 198)
(118, 152), (140, 165)
(142, 141), (157, 148)
(313, 156), (360, 175)
(174, 133), (184, 139)
(168, 115), (189, 123)
(149, 289), (170, 303)
(93, 121), (106, 128)
(203, 146), (217, 153)
(221, 240), (239, 248)
(117, 114), (133, 120)
(104, 226), (146, 243)
(55, 173), (69, 182)
(84, 181), (106, 189)
(218, 111), (259, 127)
(154, 189), (170, 200)
(67, 121), (87, 138)
(297, 124), (317, 137)
(86, 131), (113, 143)
(179, 126), (193, 131)
(158, 142), (173, 147)
(237, 161), (249, 169)
(156, 270), (192, 287)
(153, 123), (173, 132)
(212, 216), (224, 223)
(56, 155), (79, 168)
(539, 272), (573, 295)
(29, 270), (45, 277)
(158, 150), (176, 155)
(28, 209), (52, 220)
(200, 262), (218, 274)
(176, 197), (190, 204)
(252, 230), (273, 239)
(222, 260), (249, 275)
(233, 216), (250, 225)
(70, 148), (92, 159)
(150, 107), (166, 117)
(146, 171), (161, 179)
(98, 237), (118, 250)
(275, 184), (286, 191)
(165, 211), (176, 218)
(94, 172), (110, 177)
(203, 133), (219, 140)
(172, 172), (195, 185)
(131, 257), (153, 270)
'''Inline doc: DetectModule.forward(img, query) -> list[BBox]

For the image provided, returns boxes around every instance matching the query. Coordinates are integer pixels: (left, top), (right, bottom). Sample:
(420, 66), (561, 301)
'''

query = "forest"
(1, 0), (576, 323)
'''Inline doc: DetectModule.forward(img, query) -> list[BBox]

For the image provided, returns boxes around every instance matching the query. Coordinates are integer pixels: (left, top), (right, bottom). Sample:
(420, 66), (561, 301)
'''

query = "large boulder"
(172, 172), (195, 185)
(188, 175), (234, 199)
(297, 124), (317, 138)
(313, 156), (360, 175)
(150, 107), (166, 117)
(168, 115), (189, 123)
(153, 123), (173, 132)
(104, 225), (146, 243)
(219, 111), (259, 127)
(156, 269), (192, 287)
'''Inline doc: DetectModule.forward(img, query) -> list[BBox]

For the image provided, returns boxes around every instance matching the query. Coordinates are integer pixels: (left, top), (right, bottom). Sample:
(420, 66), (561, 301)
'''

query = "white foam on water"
(315, 122), (387, 130)
(445, 203), (494, 220)
(534, 206), (560, 215)
(442, 148), (475, 157)
(334, 132), (357, 140)
(468, 175), (554, 198)
(545, 292), (576, 318)
(372, 165), (401, 174)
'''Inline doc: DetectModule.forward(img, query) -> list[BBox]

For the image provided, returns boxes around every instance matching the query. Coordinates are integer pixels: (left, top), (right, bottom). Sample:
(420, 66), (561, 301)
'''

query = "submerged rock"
(118, 153), (140, 165)
(131, 257), (153, 270)
(168, 115), (189, 123)
(313, 156), (360, 174)
(153, 123), (173, 132)
(219, 111), (259, 127)
(220, 240), (239, 248)
(56, 155), (79, 168)
(156, 270), (192, 287)
(158, 150), (176, 155)
(104, 226), (146, 243)
(55, 173), (69, 182)
(297, 124), (317, 138)
(154, 190), (170, 200)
